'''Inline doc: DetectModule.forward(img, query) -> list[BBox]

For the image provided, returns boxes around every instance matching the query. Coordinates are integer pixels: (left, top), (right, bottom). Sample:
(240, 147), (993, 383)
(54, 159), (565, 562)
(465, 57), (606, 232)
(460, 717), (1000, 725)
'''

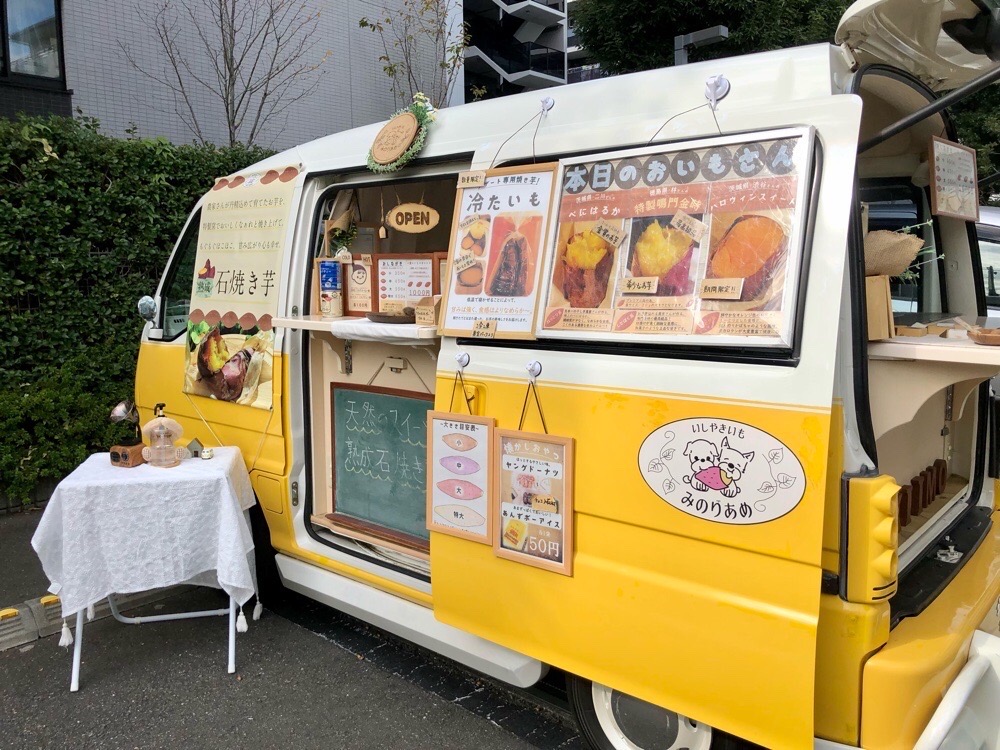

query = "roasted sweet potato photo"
(706, 214), (788, 303)
(628, 217), (697, 297)
(555, 221), (618, 309)
(484, 214), (542, 297)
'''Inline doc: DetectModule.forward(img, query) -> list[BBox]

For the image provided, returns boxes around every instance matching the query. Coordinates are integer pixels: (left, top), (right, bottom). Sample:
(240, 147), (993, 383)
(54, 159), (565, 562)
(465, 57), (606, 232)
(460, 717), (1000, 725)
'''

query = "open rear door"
(837, 0), (1000, 90)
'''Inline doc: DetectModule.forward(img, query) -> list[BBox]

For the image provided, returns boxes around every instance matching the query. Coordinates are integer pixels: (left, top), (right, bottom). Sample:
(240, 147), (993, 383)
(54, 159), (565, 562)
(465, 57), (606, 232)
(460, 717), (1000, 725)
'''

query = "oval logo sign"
(386, 202), (440, 233)
(638, 418), (805, 525)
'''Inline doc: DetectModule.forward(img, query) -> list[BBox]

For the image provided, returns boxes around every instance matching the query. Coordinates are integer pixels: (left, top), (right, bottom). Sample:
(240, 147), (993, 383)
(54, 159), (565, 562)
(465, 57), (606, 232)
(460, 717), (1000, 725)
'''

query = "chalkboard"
(330, 383), (433, 550)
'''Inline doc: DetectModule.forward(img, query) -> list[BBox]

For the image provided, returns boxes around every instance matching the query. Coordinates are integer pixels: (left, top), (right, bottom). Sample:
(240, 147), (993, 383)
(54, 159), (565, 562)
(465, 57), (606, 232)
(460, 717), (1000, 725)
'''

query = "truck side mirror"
(137, 295), (157, 322)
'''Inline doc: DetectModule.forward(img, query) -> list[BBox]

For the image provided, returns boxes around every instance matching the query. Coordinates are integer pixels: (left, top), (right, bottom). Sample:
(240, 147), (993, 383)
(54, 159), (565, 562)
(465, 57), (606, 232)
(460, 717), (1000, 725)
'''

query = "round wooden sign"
(386, 203), (440, 233)
(371, 112), (420, 166)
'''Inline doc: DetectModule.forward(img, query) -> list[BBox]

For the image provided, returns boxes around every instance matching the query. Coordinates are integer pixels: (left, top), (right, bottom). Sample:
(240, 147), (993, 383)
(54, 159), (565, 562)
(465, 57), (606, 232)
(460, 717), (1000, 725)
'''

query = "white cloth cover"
(327, 318), (436, 345)
(32, 447), (257, 617)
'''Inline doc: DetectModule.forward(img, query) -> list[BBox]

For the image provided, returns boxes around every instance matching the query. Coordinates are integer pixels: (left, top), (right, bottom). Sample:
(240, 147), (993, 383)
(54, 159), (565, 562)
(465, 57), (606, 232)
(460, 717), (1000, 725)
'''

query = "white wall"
(61, 0), (437, 149)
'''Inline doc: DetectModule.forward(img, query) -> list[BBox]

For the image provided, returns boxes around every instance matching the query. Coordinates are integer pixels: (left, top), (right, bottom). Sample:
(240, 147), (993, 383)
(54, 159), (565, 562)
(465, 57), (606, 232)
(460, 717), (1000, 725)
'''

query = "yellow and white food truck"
(135, 1), (1000, 747)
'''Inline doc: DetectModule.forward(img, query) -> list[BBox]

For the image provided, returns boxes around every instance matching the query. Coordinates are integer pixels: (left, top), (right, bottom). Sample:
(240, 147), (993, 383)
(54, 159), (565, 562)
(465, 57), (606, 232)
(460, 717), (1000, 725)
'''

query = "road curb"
(0, 587), (188, 652)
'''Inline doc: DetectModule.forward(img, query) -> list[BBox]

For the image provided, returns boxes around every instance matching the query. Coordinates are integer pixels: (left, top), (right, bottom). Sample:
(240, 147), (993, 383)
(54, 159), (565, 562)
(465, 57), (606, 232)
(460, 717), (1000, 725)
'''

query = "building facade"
(1, 0), (568, 147)
(463, 0), (566, 101)
(1, 0), (436, 149)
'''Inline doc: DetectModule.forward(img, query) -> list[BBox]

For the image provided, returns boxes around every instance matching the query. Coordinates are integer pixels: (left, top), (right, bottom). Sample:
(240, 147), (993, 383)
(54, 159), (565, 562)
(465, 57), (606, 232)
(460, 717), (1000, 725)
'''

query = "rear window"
(861, 184), (937, 314)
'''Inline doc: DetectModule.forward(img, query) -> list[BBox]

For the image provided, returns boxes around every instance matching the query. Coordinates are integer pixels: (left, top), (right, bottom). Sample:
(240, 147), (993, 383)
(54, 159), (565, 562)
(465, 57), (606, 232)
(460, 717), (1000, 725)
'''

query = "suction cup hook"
(455, 351), (471, 369)
(526, 361), (542, 382)
(704, 75), (731, 111)
(540, 96), (555, 113)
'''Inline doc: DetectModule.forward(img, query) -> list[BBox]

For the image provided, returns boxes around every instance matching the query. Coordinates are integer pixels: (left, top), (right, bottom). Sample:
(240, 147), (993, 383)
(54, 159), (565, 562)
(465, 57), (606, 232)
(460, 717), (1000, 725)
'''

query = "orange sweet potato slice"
(708, 215), (788, 301)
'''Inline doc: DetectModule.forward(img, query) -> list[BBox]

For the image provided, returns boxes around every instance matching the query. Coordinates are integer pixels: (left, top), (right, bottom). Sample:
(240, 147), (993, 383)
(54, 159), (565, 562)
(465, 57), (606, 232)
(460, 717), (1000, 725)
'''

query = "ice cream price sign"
(440, 164), (558, 339)
(426, 412), (495, 543)
(930, 136), (979, 222)
(493, 430), (574, 576)
(537, 128), (815, 348)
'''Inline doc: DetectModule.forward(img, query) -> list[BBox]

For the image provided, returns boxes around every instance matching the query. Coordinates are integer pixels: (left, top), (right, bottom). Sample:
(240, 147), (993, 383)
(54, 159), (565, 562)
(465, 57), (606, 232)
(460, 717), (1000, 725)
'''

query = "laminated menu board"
(493, 430), (574, 575)
(537, 128), (815, 348)
(426, 412), (494, 543)
(374, 254), (440, 312)
(930, 136), (979, 222)
(440, 164), (558, 338)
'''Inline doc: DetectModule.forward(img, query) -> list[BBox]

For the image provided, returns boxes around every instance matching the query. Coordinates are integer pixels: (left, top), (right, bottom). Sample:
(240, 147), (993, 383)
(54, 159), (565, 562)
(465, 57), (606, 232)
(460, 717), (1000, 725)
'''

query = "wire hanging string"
(449, 369), (475, 415)
(517, 381), (548, 434)
(367, 357), (432, 393)
(531, 109), (544, 164)
(647, 102), (714, 145)
(489, 111), (543, 170)
(709, 106), (723, 136)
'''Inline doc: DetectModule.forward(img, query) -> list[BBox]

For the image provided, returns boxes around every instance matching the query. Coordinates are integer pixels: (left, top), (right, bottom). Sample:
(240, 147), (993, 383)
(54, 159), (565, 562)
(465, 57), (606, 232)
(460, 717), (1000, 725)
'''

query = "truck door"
(430, 98), (863, 749)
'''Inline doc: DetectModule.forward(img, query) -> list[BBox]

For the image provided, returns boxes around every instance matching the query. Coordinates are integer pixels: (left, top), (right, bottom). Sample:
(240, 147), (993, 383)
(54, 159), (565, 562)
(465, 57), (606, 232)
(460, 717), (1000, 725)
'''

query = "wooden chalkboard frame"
(492, 429), (574, 576)
(329, 382), (434, 553)
(426, 411), (495, 544)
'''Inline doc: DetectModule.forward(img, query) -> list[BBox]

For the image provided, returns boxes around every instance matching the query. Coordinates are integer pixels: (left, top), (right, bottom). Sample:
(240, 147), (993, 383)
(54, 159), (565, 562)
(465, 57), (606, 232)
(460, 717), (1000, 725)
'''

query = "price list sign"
(493, 430), (574, 575)
(426, 412), (495, 544)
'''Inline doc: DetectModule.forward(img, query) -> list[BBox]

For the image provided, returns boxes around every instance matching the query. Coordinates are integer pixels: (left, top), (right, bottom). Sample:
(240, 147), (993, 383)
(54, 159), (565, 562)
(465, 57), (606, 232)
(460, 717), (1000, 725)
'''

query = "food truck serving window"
(534, 127), (816, 350)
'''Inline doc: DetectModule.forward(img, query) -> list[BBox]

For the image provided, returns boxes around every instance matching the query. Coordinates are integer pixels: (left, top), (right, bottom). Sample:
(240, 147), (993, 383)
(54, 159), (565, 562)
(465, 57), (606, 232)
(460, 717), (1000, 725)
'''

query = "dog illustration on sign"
(683, 437), (754, 498)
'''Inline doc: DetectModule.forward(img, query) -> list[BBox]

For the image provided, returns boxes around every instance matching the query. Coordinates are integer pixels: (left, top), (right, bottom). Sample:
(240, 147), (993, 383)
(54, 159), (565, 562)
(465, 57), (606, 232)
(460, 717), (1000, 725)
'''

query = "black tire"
(567, 675), (757, 750)
(247, 501), (287, 606)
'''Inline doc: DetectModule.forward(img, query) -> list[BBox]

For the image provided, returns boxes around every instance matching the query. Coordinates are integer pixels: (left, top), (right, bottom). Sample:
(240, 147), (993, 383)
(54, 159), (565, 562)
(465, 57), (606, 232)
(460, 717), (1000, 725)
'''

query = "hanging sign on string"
(492, 361), (574, 575)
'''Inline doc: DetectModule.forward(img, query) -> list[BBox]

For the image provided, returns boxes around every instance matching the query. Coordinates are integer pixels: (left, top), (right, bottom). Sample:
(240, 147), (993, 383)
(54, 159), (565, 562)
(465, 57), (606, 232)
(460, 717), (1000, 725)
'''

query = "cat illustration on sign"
(683, 437), (754, 498)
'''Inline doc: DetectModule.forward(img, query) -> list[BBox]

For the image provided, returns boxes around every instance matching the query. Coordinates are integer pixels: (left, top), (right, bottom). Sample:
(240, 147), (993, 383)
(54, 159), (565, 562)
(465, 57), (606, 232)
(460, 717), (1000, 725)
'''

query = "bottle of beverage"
(319, 259), (343, 318)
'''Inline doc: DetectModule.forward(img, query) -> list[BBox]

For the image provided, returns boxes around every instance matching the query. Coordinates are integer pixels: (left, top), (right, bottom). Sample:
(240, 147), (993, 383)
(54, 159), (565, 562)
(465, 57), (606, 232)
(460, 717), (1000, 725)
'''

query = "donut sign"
(638, 418), (805, 524)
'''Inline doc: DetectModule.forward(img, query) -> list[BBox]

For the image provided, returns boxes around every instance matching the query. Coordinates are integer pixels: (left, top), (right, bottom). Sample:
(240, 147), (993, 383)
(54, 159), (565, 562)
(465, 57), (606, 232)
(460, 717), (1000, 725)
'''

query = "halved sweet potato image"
(630, 219), (696, 296)
(197, 327), (230, 379)
(562, 229), (615, 308)
(455, 262), (484, 295)
(203, 348), (252, 401)
(707, 215), (787, 302)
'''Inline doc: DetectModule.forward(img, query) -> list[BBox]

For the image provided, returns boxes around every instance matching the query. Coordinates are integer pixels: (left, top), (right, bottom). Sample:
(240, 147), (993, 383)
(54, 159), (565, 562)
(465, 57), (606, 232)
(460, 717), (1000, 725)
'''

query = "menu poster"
(426, 412), (494, 543)
(441, 163), (558, 339)
(493, 430), (574, 576)
(376, 254), (436, 311)
(537, 128), (814, 348)
(930, 136), (980, 222)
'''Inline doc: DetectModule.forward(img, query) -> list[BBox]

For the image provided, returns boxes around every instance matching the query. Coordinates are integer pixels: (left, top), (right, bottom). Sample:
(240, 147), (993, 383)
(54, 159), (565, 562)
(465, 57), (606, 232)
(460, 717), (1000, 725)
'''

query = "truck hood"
(836, 0), (1000, 90)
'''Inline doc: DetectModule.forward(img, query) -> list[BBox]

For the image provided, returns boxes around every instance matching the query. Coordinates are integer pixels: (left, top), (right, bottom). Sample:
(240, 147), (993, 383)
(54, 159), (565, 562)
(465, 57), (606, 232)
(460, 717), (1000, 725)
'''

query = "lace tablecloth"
(32, 447), (256, 617)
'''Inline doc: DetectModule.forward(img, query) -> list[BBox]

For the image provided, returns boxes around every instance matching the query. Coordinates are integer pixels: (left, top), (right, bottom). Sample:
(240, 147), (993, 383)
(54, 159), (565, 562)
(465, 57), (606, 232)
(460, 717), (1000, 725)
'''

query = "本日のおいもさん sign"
(426, 412), (495, 544)
(184, 166), (301, 409)
(441, 164), (558, 339)
(494, 430), (574, 575)
(537, 128), (815, 349)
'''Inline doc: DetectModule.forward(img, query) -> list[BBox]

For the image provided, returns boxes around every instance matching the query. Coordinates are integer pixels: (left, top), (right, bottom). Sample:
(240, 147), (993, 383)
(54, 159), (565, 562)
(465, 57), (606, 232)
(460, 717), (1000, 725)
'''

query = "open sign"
(386, 203), (440, 233)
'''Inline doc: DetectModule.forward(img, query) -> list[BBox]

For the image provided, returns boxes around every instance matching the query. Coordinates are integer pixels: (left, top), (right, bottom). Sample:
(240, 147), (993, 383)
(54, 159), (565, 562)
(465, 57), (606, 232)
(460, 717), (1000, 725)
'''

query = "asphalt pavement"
(0, 509), (584, 750)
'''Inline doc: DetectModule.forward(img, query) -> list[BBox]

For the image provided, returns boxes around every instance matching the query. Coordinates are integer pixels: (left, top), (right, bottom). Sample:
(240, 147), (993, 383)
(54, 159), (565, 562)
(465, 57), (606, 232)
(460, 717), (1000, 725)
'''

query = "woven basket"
(864, 230), (924, 277)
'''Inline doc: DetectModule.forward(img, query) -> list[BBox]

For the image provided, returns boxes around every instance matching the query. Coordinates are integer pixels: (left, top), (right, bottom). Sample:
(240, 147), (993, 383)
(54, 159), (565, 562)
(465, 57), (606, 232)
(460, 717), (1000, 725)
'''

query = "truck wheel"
(247, 501), (286, 605)
(567, 676), (754, 750)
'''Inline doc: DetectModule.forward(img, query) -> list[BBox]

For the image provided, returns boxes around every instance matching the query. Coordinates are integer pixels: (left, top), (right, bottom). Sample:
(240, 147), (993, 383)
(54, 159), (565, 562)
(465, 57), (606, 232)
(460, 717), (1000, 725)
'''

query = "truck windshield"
(159, 210), (201, 340)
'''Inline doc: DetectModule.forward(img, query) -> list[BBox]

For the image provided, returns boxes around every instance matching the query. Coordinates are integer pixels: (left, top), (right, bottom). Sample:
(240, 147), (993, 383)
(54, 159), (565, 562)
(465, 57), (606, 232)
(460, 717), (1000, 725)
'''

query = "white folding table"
(31, 447), (257, 691)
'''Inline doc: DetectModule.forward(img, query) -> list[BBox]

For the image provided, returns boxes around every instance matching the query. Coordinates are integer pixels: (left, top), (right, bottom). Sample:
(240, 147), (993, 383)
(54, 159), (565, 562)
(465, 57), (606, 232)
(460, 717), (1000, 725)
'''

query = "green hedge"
(0, 115), (272, 504)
